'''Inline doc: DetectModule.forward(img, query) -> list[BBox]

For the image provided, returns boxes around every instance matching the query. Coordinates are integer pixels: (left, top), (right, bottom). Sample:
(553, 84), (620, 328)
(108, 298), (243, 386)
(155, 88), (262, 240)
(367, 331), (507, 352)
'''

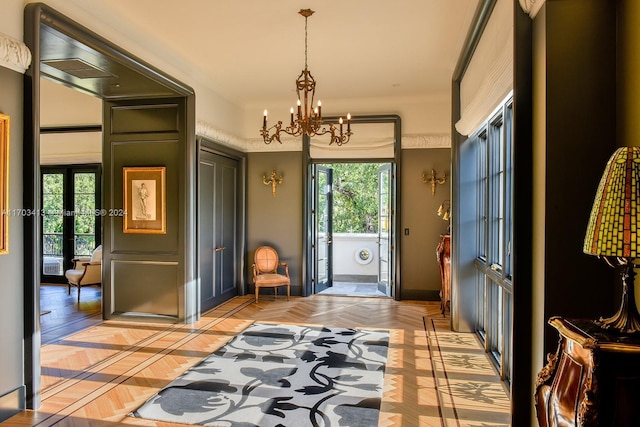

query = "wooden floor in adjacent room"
(4, 293), (510, 426)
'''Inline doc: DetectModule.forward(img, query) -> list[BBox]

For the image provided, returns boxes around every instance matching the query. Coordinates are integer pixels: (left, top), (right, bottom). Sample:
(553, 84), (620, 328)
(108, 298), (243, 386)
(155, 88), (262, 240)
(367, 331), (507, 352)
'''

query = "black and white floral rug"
(131, 323), (389, 426)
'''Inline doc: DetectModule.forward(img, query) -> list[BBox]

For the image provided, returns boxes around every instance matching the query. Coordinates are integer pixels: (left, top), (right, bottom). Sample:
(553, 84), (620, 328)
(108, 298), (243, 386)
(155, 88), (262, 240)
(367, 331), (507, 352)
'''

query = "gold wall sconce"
(263, 170), (284, 197)
(437, 200), (450, 221)
(422, 169), (446, 196)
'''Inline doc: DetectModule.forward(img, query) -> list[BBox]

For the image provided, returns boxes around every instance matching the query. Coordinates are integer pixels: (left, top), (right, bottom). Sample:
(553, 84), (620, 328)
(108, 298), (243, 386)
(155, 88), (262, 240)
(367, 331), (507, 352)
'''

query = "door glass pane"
(316, 168), (330, 286)
(378, 166), (390, 287)
(74, 173), (96, 257)
(42, 173), (64, 276)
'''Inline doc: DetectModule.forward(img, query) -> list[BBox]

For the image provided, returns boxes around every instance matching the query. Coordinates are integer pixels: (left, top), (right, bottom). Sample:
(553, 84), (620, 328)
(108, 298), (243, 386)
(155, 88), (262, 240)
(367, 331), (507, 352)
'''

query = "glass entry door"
(378, 164), (392, 295)
(41, 166), (101, 283)
(315, 165), (333, 293)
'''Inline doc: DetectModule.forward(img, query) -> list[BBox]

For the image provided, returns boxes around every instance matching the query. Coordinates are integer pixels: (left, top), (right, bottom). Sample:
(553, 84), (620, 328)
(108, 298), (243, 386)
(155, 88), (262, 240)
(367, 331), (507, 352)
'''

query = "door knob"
(215, 246), (226, 252)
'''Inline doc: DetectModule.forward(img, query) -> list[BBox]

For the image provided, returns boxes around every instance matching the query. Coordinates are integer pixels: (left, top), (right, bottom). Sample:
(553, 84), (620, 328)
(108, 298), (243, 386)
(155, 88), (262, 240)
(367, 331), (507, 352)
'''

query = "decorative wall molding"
(245, 137), (302, 152)
(195, 120), (247, 152)
(402, 134), (451, 149)
(196, 120), (451, 153)
(0, 32), (32, 74)
(519, 0), (546, 19)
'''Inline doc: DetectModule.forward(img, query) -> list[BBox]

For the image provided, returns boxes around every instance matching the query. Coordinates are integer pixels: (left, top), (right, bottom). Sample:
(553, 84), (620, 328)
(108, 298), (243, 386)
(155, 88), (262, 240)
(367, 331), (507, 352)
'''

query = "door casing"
(302, 115), (402, 299)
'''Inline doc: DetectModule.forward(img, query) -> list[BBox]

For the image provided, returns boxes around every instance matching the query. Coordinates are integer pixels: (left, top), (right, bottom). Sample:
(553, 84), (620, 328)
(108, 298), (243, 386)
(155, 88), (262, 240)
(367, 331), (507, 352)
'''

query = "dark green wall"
(541, 0), (616, 351)
(246, 148), (450, 300)
(102, 97), (195, 320)
(0, 66), (25, 420)
(247, 151), (303, 296)
(400, 148), (451, 300)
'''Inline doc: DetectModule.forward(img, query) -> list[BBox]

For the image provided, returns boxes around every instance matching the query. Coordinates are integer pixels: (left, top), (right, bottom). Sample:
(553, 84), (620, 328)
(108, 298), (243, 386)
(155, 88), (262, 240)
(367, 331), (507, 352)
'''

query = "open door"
(378, 164), (392, 295)
(314, 165), (333, 293)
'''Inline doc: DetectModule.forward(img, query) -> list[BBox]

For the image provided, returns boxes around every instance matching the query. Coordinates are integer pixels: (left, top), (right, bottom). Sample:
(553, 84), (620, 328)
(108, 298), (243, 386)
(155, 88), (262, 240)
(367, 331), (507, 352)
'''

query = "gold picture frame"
(0, 114), (9, 254)
(123, 166), (166, 234)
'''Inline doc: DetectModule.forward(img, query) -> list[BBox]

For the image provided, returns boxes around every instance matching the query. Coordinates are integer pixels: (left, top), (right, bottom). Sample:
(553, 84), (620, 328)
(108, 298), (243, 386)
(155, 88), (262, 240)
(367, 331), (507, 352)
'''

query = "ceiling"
(45, 0), (478, 112)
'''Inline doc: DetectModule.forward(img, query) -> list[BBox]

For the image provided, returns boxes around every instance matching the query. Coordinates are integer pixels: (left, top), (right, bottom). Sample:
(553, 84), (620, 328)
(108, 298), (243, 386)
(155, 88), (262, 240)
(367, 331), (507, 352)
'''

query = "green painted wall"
(246, 148), (449, 300)
(246, 151), (304, 296)
(618, 0), (640, 149)
(0, 66), (25, 419)
(400, 148), (450, 299)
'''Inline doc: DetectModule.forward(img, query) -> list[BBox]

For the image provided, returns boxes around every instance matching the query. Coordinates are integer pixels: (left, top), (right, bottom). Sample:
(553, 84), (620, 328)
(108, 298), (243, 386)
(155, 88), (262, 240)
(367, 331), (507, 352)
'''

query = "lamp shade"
(584, 147), (640, 258)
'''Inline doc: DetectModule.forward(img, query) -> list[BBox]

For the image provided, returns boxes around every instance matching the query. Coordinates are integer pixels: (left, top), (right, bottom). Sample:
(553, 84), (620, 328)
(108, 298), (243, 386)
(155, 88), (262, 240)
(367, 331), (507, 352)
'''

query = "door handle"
(215, 246), (226, 252)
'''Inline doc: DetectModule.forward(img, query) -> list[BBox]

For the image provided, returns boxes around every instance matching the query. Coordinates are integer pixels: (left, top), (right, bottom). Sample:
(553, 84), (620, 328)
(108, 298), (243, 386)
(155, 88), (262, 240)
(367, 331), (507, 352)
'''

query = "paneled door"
(199, 149), (239, 312)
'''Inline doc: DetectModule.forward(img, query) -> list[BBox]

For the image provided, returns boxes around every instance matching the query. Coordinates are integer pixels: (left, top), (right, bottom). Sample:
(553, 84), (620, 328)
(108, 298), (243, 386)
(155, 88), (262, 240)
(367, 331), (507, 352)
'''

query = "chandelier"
(260, 9), (352, 146)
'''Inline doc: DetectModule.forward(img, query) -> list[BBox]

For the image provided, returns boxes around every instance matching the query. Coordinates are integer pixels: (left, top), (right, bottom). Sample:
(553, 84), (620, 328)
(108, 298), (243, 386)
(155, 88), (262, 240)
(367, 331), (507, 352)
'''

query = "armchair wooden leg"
(287, 285), (290, 300)
(255, 286), (259, 303)
(77, 286), (81, 303)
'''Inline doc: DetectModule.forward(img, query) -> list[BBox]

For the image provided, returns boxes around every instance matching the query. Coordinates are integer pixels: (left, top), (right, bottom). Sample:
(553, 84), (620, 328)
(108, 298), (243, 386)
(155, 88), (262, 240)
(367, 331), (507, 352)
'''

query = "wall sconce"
(437, 200), (450, 221)
(263, 170), (284, 197)
(422, 169), (446, 196)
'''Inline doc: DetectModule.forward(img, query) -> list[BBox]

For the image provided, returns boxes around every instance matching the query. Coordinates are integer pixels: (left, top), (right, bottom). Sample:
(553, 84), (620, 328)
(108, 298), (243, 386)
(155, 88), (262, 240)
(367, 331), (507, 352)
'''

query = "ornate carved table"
(535, 316), (640, 427)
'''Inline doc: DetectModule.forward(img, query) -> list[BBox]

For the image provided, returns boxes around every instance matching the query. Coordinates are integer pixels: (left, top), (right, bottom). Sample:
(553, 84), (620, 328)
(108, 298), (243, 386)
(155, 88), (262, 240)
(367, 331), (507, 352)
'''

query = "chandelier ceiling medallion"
(261, 8), (352, 146)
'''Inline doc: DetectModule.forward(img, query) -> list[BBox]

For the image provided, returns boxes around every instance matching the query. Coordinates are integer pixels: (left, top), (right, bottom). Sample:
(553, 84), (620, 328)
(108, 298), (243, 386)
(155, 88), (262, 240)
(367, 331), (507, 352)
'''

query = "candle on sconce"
(263, 110), (268, 128)
(297, 99), (302, 117)
(347, 113), (351, 132)
(317, 100), (322, 117)
(290, 107), (294, 125)
(339, 116), (343, 133)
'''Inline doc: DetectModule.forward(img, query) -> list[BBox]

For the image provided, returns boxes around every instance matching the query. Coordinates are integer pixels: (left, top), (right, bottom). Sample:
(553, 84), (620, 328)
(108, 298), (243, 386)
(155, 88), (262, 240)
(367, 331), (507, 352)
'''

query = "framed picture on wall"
(0, 113), (9, 254)
(123, 166), (166, 234)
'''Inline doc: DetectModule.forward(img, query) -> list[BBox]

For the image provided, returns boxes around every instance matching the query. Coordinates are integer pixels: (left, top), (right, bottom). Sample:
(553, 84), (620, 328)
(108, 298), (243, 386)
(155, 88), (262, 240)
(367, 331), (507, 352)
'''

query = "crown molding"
(519, 0), (545, 18)
(195, 120), (247, 151)
(402, 134), (451, 149)
(245, 137), (302, 152)
(0, 32), (32, 74)
(196, 120), (450, 152)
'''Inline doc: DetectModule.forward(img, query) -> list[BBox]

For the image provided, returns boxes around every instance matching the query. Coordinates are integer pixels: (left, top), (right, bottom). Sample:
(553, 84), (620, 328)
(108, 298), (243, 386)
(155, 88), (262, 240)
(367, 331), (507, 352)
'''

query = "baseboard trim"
(0, 385), (25, 422)
(400, 289), (441, 301)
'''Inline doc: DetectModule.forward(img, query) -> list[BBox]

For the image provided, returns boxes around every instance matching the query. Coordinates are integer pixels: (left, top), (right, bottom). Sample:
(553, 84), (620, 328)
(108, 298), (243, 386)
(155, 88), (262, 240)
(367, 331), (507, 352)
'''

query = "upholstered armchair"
(252, 246), (290, 303)
(65, 245), (102, 302)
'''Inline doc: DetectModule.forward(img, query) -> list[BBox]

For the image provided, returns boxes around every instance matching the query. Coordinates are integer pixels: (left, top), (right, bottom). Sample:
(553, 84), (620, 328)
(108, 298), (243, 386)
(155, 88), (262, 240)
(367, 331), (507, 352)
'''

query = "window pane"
(74, 172), (96, 258)
(42, 173), (64, 275)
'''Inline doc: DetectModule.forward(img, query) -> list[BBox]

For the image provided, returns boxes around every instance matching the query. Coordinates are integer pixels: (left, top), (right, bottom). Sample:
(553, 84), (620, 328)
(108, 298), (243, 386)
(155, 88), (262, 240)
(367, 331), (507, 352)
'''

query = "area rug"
(131, 322), (389, 427)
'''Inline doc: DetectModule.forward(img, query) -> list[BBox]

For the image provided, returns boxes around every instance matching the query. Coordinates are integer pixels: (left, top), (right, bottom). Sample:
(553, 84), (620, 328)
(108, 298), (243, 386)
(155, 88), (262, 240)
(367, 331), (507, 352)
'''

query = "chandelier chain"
(304, 14), (308, 70)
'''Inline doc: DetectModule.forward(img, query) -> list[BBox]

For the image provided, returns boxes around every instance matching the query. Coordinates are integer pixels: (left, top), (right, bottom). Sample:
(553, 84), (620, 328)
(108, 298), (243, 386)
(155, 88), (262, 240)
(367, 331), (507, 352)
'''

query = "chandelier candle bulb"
(290, 108), (294, 125)
(263, 110), (267, 128)
(318, 100), (322, 116)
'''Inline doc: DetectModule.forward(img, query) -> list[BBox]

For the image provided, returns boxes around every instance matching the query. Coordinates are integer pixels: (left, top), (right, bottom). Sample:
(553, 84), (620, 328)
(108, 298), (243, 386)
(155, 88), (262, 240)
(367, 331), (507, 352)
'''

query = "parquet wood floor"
(40, 284), (102, 345)
(4, 294), (510, 426)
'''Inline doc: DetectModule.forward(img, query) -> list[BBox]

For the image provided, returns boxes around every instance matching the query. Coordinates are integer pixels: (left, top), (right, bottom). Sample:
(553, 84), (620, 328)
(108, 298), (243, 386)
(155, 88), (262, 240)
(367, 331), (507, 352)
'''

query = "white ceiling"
(47, 0), (478, 112)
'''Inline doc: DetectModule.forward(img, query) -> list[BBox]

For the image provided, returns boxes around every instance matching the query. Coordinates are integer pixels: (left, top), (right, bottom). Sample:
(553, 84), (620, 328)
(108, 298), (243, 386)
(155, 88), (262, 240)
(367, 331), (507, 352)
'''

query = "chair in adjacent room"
(252, 245), (290, 303)
(65, 245), (102, 302)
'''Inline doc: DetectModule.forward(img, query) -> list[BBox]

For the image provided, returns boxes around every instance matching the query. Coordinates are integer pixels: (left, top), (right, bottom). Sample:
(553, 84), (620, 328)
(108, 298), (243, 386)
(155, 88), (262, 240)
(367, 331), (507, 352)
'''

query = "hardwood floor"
(39, 283), (103, 345)
(5, 293), (507, 426)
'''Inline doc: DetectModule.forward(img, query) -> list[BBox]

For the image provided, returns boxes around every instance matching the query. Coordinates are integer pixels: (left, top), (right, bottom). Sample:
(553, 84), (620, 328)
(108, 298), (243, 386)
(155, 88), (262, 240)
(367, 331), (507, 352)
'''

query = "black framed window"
(470, 97), (514, 386)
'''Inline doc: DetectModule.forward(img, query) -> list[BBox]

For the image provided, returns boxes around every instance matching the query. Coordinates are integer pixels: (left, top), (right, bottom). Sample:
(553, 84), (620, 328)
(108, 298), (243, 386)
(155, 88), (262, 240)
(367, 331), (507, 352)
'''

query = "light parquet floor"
(4, 294), (511, 426)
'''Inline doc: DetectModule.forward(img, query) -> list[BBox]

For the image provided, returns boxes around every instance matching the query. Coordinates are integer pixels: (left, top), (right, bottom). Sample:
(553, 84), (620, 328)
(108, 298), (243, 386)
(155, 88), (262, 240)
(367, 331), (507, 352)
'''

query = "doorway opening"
(312, 162), (392, 297)
(39, 164), (103, 344)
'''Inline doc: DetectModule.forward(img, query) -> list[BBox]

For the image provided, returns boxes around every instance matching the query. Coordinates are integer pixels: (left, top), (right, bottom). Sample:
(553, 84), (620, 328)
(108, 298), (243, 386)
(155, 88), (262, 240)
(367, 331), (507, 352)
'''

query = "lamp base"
(596, 264), (640, 334)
